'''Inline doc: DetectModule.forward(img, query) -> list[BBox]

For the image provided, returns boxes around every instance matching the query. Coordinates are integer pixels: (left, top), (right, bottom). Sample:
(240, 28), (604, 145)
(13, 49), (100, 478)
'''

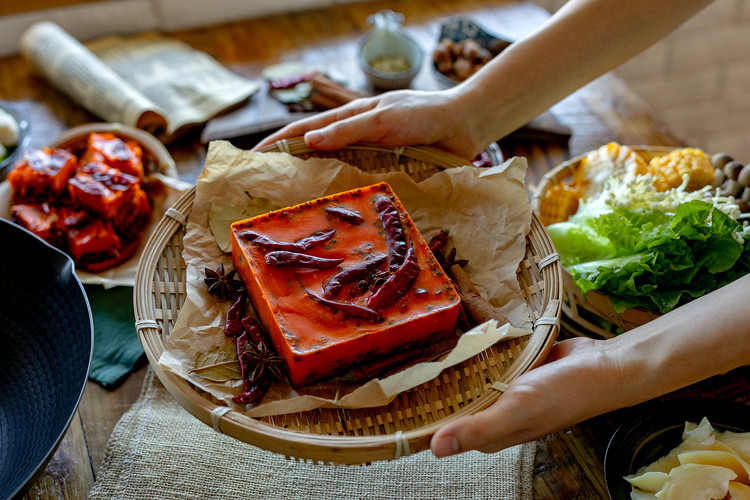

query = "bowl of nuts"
(432, 18), (512, 88)
(711, 151), (750, 214)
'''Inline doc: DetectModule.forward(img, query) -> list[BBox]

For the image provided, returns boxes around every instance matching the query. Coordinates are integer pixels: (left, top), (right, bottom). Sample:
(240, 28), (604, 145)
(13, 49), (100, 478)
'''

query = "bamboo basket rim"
(134, 139), (562, 464)
(530, 145), (681, 339)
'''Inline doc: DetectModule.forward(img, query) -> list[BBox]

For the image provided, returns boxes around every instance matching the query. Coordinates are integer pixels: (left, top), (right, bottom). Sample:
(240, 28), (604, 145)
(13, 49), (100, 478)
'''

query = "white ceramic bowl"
(0, 102), (31, 181)
(358, 27), (423, 90)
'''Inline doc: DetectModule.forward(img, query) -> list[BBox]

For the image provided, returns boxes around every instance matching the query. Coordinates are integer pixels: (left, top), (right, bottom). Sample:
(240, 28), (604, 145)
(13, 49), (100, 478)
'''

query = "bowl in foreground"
(0, 218), (93, 499)
(604, 397), (750, 499)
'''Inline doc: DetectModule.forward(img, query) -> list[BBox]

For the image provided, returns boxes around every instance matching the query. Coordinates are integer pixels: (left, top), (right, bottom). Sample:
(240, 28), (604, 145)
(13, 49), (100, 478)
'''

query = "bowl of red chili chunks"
(3, 122), (177, 275)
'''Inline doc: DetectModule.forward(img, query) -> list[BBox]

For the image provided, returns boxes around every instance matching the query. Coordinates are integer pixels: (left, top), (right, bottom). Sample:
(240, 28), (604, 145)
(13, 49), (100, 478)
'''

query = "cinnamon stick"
(449, 263), (509, 327)
(428, 230), (509, 327)
(309, 74), (366, 110)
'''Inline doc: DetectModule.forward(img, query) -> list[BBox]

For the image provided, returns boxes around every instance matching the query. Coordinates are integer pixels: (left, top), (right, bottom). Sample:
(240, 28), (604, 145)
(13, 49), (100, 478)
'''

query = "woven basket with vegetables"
(531, 143), (750, 339)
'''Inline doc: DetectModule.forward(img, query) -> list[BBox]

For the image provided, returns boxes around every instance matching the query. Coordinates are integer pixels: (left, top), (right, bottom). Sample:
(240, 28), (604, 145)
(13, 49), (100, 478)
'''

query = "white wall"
(535, 0), (750, 162)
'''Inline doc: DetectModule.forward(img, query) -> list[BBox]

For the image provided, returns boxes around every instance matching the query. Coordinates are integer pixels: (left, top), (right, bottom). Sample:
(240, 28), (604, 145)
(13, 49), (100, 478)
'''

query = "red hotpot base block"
(231, 182), (460, 386)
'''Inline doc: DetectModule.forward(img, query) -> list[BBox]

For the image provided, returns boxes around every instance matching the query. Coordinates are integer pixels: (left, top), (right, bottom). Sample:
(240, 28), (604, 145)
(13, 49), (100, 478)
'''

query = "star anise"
(442, 247), (469, 269)
(242, 341), (285, 382)
(204, 263), (244, 301)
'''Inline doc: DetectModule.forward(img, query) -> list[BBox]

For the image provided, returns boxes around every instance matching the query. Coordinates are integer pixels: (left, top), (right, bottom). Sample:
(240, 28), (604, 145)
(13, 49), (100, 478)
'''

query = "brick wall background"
(535, 0), (750, 162)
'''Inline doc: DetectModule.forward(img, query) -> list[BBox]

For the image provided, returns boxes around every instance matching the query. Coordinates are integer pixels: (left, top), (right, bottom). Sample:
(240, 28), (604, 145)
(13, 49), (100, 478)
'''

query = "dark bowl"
(0, 102), (31, 182)
(0, 218), (93, 499)
(604, 397), (750, 499)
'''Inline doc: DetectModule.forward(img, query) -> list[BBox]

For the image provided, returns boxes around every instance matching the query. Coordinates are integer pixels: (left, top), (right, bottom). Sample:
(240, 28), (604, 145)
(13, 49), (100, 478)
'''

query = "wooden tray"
(134, 139), (562, 464)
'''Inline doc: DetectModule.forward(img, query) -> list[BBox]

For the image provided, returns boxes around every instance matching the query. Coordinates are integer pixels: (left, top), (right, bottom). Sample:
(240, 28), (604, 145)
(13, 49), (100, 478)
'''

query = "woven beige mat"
(89, 368), (536, 500)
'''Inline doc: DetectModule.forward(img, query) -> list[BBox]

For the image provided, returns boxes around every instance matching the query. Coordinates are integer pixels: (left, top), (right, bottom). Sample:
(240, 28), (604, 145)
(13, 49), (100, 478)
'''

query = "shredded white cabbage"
(589, 173), (741, 220)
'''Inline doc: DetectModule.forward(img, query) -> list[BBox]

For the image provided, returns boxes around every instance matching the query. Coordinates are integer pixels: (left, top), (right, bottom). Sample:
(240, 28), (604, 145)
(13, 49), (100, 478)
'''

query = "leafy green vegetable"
(548, 199), (750, 314)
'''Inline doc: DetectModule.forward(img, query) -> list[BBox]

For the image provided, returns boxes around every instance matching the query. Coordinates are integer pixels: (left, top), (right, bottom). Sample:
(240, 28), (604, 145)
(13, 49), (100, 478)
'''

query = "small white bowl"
(358, 11), (423, 90)
(0, 103), (31, 181)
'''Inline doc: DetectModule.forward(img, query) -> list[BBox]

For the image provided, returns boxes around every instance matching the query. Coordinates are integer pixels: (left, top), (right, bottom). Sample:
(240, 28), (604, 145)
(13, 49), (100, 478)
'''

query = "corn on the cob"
(539, 182), (582, 226)
(648, 147), (714, 192)
(583, 142), (649, 187)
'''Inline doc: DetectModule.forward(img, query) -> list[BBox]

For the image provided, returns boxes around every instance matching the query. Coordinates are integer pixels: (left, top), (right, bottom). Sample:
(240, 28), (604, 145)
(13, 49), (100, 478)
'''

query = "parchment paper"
(159, 140), (533, 417)
(0, 173), (191, 287)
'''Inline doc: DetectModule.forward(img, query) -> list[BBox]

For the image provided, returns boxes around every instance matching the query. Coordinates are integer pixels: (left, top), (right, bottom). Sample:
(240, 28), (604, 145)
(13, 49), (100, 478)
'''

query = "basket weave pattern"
(134, 140), (562, 464)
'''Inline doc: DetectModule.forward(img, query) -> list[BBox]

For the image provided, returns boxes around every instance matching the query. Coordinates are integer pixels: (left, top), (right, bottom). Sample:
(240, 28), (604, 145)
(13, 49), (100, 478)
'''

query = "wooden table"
(2, 1), (748, 498)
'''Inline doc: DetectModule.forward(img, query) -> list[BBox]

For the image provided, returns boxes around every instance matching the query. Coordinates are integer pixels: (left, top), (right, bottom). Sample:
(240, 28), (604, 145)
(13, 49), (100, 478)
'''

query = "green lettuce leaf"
(548, 199), (748, 314)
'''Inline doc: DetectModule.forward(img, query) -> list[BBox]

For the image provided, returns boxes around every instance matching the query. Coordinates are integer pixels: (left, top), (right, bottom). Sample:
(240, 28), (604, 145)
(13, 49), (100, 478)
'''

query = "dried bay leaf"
(191, 343), (241, 382)
(209, 195), (280, 252)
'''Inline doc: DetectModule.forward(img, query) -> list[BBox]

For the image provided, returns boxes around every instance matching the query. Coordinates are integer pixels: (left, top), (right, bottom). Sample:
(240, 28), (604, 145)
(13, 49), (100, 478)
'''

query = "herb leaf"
(190, 344), (241, 382)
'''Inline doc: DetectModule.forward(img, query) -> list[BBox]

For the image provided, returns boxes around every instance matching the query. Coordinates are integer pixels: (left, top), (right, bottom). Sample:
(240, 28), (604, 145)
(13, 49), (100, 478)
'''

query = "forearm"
(602, 273), (750, 410)
(431, 273), (750, 456)
(454, 0), (714, 148)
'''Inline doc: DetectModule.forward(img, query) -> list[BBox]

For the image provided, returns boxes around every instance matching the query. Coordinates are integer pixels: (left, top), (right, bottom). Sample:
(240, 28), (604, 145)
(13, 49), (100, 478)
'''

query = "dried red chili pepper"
(234, 331), (251, 385)
(232, 325), (284, 405)
(324, 206), (364, 225)
(307, 291), (383, 322)
(232, 375), (272, 405)
(240, 315), (266, 345)
(366, 246), (419, 310)
(265, 251), (344, 269)
(223, 292), (246, 337)
(240, 228), (336, 253)
(323, 253), (387, 298)
(428, 230), (449, 255)
(375, 196), (407, 270)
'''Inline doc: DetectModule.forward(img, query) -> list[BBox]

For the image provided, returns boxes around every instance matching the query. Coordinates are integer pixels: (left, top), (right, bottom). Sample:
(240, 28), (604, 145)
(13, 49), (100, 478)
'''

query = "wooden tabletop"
(2, 1), (749, 498)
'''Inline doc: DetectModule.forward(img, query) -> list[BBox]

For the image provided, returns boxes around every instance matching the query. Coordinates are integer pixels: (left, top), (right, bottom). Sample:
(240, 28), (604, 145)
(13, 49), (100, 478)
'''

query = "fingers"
(430, 338), (606, 458)
(300, 108), (387, 150)
(253, 98), (377, 151)
(430, 392), (539, 458)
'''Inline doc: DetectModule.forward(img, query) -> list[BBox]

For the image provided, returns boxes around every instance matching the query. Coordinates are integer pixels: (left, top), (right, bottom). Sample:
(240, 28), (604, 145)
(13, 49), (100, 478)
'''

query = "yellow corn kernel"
(539, 182), (582, 226)
(584, 142), (649, 184)
(648, 147), (714, 192)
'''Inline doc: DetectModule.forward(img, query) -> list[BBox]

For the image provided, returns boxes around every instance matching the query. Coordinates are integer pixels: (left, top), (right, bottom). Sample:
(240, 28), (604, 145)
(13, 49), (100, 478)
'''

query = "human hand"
(254, 89), (484, 160)
(431, 336), (616, 457)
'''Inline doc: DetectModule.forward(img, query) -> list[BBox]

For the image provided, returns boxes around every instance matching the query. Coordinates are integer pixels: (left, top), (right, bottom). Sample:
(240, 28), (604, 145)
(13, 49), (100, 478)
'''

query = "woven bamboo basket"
(134, 139), (562, 464)
(530, 145), (680, 339)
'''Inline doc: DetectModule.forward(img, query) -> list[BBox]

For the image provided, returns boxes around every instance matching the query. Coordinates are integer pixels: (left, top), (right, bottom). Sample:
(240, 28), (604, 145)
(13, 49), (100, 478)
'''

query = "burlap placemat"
(89, 368), (536, 499)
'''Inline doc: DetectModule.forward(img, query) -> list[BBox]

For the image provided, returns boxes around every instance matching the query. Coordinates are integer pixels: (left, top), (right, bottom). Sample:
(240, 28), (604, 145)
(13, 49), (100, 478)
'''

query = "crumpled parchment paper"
(159, 140), (533, 417)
